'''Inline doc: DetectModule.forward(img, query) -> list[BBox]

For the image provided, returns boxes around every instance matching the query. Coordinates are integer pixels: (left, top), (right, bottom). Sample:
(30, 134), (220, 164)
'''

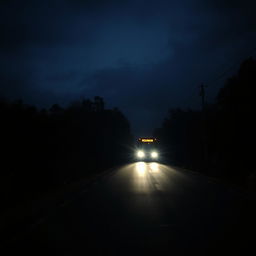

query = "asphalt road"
(5, 162), (255, 255)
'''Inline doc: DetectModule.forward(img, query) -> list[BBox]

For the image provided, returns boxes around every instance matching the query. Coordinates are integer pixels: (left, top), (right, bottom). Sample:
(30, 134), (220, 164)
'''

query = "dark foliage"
(154, 58), (256, 187)
(0, 96), (132, 209)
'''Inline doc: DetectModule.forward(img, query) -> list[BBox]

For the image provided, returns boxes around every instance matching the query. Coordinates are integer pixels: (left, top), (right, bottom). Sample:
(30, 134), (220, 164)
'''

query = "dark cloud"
(46, 71), (78, 83)
(0, 0), (256, 135)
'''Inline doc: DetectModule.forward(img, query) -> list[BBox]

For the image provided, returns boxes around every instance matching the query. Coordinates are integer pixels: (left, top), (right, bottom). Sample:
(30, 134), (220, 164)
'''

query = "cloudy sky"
(1, 0), (256, 135)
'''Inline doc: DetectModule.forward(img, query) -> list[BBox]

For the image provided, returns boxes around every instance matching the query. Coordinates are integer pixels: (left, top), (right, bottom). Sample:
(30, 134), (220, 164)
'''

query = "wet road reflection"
(135, 161), (147, 176)
(7, 162), (244, 255)
(149, 162), (159, 172)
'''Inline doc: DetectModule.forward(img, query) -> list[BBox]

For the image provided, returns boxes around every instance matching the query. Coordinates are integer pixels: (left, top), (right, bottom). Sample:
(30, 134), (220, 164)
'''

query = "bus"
(135, 138), (159, 161)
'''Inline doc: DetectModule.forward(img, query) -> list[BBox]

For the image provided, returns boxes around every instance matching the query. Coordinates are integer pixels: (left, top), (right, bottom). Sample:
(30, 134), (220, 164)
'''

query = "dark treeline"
(0, 96), (132, 208)
(154, 57), (256, 188)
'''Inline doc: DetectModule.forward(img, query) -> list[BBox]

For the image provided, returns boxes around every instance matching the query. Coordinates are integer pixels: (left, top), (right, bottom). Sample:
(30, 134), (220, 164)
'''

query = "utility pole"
(199, 84), (208, 172)
(199, 84), (206, 111)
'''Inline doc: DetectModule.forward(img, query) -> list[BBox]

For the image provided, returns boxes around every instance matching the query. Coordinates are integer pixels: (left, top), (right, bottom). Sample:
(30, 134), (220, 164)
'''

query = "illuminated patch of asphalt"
(2, 163), (249, 254)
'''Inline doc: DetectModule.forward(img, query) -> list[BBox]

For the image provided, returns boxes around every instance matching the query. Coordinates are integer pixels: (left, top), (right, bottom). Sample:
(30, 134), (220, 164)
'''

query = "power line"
(197, 47), (256, 106)
(193, 47), (256, 108)
(207, 47), (256, 86)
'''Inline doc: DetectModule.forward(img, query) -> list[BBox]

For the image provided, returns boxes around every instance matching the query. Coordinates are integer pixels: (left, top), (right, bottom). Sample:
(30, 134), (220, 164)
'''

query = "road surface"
(4, 162), (255, 255)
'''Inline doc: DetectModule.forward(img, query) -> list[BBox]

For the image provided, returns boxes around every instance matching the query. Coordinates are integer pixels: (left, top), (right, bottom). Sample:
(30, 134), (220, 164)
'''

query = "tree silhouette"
(0, 96), (132, 209)
(155, 57), (256, 187)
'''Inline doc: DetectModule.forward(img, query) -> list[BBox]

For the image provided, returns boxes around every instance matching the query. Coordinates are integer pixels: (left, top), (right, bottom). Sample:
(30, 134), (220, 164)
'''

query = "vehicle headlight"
(137, 150), (145, 158)
(151, 151), (158, 158)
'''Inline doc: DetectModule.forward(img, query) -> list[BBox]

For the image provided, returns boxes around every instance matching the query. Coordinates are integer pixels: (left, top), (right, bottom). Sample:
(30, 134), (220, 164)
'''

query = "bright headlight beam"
(137, 150), (145, 158)
(151, 151), (158, 158)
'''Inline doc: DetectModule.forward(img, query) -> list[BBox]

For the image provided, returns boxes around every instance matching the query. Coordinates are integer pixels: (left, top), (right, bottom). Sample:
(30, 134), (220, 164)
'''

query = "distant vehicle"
(135, 138), (159, 161)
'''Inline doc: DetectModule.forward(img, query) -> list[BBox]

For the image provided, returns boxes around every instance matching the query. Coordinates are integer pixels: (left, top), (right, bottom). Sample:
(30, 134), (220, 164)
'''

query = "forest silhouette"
(0, 96), (132, 210)
(154, 57), (256, 189)
(1, 58), (255, 213)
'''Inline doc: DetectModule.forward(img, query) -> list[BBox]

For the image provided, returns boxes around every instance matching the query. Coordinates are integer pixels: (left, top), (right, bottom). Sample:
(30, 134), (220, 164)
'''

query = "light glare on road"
(136, 162), (146, 176)
(149, 162), (159, 172)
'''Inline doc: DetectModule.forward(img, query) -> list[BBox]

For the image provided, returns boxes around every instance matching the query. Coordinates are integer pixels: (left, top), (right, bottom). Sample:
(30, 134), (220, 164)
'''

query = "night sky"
(1, 0), (256, 136)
